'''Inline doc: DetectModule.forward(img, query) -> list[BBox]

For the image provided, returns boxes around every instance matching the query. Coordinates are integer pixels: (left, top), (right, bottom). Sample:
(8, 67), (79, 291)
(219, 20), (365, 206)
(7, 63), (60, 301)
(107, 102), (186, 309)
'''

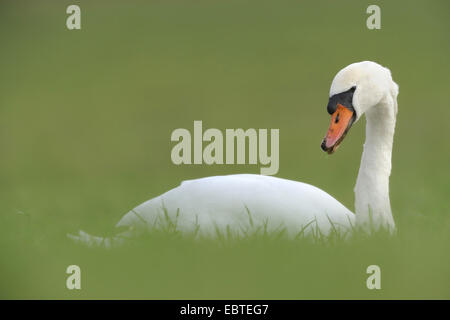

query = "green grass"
(2, 210), (450, 299)
(1, 0), (449, 299)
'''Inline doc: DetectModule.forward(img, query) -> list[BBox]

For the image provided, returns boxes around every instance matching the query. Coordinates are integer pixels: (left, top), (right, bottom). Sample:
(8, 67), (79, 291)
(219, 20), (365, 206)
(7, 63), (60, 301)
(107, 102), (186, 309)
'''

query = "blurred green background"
(0, 0), (449, 299)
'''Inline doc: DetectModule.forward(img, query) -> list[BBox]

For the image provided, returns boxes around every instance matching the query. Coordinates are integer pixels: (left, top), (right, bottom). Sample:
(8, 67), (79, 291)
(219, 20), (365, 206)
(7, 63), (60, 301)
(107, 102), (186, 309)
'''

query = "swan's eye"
(335, 113), (340, 123)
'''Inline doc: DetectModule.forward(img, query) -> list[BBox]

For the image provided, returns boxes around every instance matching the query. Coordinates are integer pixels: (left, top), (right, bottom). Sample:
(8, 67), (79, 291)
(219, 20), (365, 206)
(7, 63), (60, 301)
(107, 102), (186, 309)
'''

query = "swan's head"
(321, 61), (397, 154)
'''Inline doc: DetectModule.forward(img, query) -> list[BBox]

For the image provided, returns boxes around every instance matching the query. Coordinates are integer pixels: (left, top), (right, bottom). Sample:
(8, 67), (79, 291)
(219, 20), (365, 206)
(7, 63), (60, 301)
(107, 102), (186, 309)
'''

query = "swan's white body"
(69, 61), (398, 246)
(116, 174), (354, 237)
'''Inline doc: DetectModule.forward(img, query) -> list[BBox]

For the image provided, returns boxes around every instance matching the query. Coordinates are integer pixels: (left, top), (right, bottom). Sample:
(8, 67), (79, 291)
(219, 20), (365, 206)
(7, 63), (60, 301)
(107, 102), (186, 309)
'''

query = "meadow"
(0, 0), (449, 299)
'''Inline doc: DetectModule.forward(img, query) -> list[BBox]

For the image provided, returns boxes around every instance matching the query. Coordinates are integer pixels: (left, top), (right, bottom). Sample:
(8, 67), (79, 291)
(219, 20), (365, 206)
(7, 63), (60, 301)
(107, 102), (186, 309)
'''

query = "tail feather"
(67, 230), (125, 248)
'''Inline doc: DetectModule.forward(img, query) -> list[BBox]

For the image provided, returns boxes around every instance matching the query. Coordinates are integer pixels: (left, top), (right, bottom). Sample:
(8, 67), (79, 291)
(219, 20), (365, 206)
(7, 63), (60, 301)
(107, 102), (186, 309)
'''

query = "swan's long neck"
(354, 94), (397, 232)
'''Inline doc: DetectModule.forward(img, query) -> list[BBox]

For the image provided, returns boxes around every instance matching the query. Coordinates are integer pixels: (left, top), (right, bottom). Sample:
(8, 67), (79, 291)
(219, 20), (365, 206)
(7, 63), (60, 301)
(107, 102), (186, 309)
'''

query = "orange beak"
(321, 104), (355, 154)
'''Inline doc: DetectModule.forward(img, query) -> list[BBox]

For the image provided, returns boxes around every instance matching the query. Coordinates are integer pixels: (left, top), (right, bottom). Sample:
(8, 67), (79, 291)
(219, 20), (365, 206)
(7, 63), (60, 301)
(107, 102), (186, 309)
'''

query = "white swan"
(70, 61), (399, 246)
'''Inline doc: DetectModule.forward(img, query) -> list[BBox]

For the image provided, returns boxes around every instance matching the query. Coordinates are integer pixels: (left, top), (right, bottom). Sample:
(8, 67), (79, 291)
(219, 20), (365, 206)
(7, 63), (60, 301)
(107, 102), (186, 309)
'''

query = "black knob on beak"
(320, 139), (327, 152)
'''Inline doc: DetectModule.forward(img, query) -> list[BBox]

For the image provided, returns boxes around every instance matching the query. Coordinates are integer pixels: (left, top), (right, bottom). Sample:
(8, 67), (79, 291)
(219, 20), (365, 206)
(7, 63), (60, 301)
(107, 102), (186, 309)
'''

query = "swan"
(69, 61), (399, 246)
